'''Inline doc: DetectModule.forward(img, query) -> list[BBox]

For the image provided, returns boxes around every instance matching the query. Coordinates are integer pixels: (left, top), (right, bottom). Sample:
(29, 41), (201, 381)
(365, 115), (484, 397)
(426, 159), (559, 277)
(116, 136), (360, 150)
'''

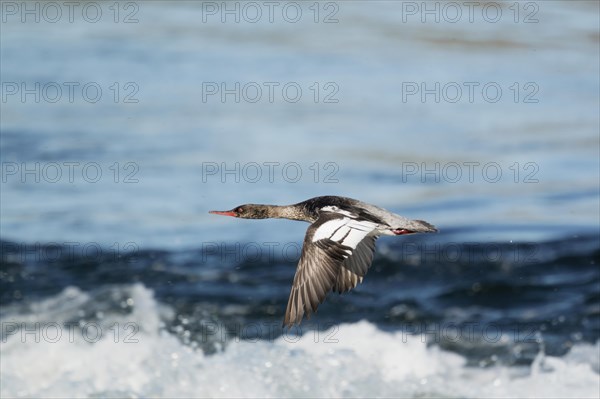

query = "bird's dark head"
(209, 204), (271, 219)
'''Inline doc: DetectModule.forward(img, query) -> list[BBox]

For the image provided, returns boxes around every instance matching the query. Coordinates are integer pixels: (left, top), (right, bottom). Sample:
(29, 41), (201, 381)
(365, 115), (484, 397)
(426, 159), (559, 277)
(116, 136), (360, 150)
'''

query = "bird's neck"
(267, 205), (314, 222)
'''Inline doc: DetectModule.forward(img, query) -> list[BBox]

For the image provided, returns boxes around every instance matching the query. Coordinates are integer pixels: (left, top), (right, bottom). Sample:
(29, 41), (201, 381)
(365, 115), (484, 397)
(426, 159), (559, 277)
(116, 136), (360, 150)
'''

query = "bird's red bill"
(209, 210), (237, 217)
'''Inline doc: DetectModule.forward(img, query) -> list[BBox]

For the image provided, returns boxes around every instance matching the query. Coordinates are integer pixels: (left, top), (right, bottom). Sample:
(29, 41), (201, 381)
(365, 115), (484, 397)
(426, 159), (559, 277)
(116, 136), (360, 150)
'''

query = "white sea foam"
(1, 284), (598, 398)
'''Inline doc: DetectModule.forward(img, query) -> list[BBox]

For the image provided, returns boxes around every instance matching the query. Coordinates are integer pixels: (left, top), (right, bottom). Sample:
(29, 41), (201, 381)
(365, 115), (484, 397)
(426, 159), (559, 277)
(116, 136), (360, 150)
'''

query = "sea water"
(1, 1), (598, 397)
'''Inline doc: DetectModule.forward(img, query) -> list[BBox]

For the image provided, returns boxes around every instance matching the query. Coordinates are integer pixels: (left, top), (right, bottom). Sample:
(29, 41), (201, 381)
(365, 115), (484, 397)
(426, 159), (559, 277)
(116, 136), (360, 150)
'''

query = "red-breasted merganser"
(210, 195), (437, 327)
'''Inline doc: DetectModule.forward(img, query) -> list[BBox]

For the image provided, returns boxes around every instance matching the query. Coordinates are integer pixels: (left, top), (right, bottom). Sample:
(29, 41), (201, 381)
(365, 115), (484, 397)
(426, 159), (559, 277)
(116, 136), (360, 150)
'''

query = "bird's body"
(210, 195), (437, 327)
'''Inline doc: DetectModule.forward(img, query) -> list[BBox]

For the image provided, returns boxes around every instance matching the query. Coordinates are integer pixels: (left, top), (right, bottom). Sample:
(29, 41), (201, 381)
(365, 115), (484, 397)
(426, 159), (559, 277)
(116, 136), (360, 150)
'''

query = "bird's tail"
(413, 219), (438, 233)
(398, 219), (438, 234)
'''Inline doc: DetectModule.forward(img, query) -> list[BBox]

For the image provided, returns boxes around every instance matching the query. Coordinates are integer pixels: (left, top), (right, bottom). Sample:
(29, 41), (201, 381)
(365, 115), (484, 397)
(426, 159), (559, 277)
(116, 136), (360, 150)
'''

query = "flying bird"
(209, 195), (437, 327)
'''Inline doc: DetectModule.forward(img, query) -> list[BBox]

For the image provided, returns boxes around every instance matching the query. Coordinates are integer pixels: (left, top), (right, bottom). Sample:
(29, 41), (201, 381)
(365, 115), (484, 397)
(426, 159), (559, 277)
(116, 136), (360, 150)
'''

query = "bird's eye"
(237, 207), (244, 213)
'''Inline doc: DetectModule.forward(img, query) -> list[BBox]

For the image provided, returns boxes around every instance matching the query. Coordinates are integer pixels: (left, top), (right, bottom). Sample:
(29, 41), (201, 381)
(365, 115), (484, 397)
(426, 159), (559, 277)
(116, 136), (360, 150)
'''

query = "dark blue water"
(2, 229), (598, 358)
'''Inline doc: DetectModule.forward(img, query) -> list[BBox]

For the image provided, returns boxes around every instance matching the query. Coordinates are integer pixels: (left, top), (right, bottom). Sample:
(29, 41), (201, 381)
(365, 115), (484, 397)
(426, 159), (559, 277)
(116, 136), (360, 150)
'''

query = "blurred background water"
(1, 1), (599, 398)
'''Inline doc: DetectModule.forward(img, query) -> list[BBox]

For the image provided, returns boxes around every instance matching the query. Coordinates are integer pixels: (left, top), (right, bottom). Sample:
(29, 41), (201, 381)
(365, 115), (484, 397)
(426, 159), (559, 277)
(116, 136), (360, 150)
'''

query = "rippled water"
(1, 1), (599, 398)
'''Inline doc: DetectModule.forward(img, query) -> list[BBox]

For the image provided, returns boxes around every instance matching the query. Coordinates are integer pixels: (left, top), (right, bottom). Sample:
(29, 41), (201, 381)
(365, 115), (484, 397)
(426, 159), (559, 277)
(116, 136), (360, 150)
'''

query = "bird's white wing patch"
(311, 218), (348, 242)
(320, 206), (357, 219)
(337, 219), (378, 249)
(312, 217), (378, 251)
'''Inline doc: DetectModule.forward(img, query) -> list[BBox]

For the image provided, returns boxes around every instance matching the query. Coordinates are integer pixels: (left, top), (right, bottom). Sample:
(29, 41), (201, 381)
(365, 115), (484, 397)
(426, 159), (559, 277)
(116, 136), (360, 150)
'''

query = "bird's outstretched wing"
(283, 211), (379, 328)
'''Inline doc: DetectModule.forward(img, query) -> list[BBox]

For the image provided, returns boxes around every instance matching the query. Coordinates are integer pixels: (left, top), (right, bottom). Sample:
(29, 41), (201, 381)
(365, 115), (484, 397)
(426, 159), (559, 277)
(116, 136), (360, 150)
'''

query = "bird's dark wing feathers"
(334, 235), (377, 293)
(283, 212), (379, 327)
